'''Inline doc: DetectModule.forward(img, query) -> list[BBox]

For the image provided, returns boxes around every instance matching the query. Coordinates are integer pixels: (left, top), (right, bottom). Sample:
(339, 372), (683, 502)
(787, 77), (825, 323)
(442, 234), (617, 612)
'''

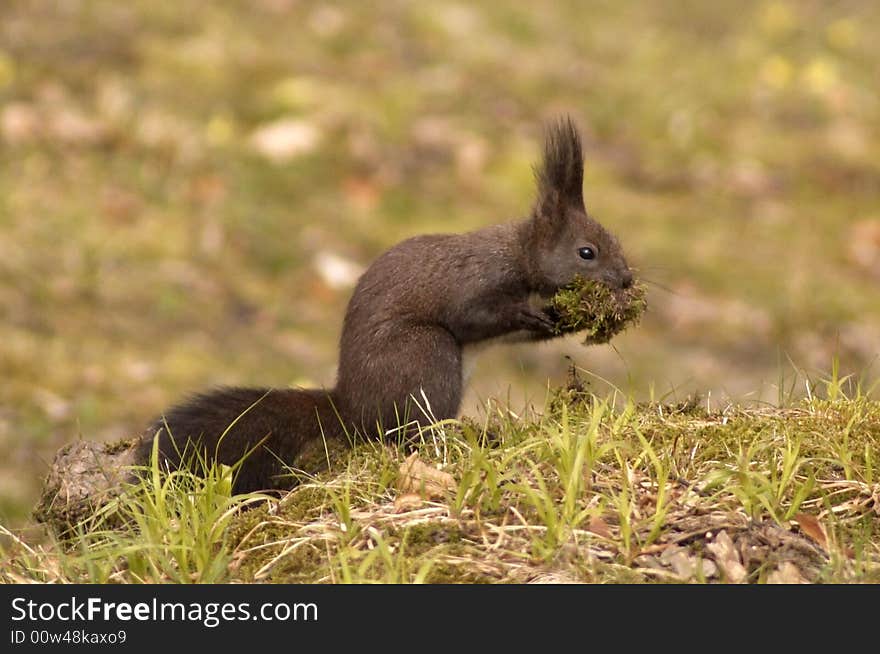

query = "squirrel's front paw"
(518, 306), (557, 334)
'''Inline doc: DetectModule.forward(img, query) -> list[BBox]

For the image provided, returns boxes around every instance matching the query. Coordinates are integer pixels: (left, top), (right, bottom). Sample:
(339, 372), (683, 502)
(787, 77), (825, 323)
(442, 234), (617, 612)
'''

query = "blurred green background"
(1, 0), (879, 527)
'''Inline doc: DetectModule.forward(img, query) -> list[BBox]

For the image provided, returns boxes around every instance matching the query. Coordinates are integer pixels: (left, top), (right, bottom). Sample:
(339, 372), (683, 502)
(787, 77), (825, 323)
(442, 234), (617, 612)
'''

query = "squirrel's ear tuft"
(533, 116), (585, 216)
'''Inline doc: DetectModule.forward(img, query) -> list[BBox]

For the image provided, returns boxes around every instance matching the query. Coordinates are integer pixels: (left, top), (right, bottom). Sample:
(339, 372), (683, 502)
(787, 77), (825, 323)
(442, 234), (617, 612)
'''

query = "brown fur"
(136, 116), (634, 493)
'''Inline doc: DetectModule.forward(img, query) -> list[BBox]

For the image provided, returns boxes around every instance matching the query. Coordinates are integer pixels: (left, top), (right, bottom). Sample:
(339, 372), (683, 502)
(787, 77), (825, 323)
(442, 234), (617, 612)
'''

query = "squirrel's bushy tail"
(135, 387), (343, 493)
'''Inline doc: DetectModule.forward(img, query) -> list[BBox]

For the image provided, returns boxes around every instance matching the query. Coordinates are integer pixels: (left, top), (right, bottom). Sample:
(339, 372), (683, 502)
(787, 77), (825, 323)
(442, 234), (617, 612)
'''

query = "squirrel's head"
(524, 117), (633, 296)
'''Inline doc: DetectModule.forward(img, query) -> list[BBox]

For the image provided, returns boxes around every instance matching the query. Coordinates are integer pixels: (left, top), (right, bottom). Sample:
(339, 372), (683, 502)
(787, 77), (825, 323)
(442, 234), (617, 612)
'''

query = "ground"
(3, 373), (878, 584)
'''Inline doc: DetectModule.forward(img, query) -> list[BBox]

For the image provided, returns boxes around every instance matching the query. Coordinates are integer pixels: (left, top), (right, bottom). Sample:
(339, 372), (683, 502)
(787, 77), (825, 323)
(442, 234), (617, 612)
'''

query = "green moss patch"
(549, 275), (647, 343)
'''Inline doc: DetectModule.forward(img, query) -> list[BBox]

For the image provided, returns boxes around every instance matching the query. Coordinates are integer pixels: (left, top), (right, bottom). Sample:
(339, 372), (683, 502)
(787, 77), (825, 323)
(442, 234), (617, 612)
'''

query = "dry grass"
(5, 370), (876, 584)
(223, 397), (878, 584)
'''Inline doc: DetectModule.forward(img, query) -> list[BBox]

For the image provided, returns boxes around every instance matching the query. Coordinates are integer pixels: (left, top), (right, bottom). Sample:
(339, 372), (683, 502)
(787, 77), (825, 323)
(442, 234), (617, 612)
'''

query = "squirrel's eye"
(578, 246), (596, 260)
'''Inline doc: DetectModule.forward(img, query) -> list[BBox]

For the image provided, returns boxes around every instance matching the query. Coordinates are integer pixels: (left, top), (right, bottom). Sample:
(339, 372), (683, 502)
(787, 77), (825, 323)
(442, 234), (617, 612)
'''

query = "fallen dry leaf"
(794, 513), (828, 550)
(766, 561), (807, 584)
(587, 515), (612, 539)
(1, 102), (39, 143)
(706, 530), (749, 583)
(847, 219), (880, 279)
(393, 493), (425, 513)
(249, 117), (321, 163)
(661, 547), (695, 580)
(313, 251), (364, 290)
(397, 452), (456, 500)
(343, 176), (382, 211)
(47, 107), (108, 145)
(658, 546), (717, 581)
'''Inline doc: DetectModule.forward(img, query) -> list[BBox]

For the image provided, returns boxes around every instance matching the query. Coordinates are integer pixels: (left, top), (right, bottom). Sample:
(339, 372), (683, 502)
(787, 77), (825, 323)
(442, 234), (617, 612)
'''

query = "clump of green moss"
(549, 275), (647, 344)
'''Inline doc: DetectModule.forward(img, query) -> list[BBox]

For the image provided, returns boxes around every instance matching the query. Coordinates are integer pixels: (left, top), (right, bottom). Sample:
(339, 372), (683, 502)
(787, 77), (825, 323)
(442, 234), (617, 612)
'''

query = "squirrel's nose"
(620, 270), (634, 289)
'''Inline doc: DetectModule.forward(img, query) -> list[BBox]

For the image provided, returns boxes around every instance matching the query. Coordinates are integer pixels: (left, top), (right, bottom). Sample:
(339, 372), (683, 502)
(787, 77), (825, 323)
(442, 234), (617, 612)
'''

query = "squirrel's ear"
(532, 116), (586, 222)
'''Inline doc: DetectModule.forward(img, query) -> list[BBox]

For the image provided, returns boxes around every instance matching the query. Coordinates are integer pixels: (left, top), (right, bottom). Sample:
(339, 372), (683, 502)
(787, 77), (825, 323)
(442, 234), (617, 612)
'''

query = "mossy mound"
(11, 395), (880, 584)
(32, 432), (353, 539)
(33, 437), (140, 535)
(549, 275), (647, 343)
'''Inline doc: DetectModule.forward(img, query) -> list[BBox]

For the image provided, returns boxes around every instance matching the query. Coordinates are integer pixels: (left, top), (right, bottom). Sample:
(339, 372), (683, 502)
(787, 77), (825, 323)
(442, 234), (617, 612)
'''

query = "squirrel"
(134, 116), (634, 493)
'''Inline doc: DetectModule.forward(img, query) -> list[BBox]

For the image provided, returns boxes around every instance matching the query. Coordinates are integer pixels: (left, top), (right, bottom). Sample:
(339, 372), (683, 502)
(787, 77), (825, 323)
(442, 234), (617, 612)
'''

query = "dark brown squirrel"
(134, 116), (634, 493)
